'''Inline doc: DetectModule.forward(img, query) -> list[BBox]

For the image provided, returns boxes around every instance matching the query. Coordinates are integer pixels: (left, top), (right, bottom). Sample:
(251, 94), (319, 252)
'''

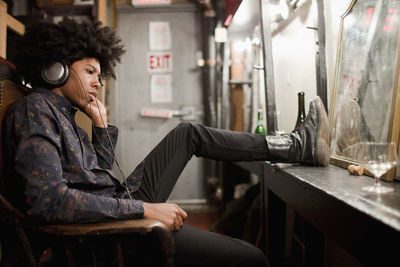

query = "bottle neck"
(295, 92), (306, 129)
(257, 111), (263, 124)
(255, 110), (266, 134)
(298, 93), (305, 114)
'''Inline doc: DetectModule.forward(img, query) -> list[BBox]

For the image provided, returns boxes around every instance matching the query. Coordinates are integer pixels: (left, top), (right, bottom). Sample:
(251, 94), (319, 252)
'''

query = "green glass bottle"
(255, 109), (266, 134)
(295, 91), (306, 129)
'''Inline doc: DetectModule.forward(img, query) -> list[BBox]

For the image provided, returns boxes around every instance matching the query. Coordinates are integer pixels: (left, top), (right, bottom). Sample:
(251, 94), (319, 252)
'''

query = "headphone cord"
(70, 67), (133, 200)
(92, 97), (134, 200)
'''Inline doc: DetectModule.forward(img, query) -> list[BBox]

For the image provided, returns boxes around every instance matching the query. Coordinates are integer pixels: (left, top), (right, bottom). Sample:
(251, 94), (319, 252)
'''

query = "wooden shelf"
(0, 1), (25, 58)
(37, 4), (97, 18)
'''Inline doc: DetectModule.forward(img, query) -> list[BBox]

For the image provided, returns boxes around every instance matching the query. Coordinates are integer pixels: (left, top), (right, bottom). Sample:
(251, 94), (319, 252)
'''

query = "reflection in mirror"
(330, 0), (400, 176)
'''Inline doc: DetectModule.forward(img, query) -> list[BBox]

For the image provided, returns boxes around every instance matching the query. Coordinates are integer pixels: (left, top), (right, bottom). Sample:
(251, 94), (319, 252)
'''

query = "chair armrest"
(33, 219), (175, 258)
(33, 219), (169, 236)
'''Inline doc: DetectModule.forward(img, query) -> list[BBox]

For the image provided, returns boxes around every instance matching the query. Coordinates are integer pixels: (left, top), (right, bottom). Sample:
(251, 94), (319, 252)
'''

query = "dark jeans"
(131, 122), (270, 267)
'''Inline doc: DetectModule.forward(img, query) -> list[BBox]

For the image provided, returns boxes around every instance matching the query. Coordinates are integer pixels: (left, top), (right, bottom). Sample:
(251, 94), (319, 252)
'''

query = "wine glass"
(351, 142), (399, 194)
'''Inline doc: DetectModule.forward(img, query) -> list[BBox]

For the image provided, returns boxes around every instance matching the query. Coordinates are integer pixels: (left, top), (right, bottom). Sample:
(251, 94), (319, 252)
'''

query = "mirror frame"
(329, 0), (400, 181)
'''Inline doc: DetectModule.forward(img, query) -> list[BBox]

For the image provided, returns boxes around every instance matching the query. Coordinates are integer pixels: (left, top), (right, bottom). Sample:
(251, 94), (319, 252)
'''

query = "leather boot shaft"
(265, 96), (330, 166)
(265, 134), (299, 163)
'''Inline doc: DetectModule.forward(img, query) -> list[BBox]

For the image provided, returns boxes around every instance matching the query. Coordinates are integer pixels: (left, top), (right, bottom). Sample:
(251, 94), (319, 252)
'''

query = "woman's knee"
(173, 122), (199, 143)
(175, 121), (198, 133)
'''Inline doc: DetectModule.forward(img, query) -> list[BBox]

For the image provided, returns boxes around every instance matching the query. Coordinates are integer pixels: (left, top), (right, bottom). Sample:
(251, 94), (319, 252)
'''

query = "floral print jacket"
(2, 88), (144, 224)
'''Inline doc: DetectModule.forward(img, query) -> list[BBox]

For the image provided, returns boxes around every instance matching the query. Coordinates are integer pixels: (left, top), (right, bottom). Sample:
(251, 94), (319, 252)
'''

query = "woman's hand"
(143, 202), (188, 231)
(83, 95), (108, 128)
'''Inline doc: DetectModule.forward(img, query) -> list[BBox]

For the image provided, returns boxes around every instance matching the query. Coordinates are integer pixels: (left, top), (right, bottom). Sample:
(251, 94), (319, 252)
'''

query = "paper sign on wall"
(149, 22), (171, 51)
(151, 74), (172, 103)
(148, 52), (173, 73)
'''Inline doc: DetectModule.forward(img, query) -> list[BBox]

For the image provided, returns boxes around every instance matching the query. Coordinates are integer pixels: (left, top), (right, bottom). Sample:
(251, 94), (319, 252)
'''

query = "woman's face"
(52, 58), (102, 110)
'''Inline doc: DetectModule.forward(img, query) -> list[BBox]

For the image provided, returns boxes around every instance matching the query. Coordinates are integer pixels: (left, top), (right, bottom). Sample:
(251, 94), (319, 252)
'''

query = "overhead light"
(269, 0), (290, 23)
(215, 26), (227, 43)
(233, 39), (251, 52)
(280, 0), (289, 19)
(233, 40), (246, 52)
(287, 0), (309, 10)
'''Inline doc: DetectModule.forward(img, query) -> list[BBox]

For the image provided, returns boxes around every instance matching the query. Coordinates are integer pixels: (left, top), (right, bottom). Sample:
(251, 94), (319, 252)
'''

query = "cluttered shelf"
(35, 4), (96, 17)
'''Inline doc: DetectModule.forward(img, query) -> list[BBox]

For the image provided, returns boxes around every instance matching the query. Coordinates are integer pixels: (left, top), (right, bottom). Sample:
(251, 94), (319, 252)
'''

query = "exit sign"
(132, 0), (171, 5)
(148, 52), (173, 72)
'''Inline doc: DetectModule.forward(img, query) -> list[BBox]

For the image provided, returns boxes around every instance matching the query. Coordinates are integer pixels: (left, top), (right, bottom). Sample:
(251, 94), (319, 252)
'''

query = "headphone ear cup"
(41, 62), (69, 88)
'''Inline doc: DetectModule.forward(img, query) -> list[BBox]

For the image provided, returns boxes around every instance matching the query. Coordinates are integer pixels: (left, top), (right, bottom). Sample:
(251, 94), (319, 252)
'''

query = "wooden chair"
(0, 57), (175, 267)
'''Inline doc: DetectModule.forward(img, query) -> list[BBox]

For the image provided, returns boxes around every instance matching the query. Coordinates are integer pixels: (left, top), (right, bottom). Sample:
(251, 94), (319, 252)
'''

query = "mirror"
(329, 0), (400, 180)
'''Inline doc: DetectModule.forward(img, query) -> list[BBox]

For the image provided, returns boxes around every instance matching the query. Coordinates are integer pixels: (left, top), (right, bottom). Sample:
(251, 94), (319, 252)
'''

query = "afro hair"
(13, 17), (125, 89)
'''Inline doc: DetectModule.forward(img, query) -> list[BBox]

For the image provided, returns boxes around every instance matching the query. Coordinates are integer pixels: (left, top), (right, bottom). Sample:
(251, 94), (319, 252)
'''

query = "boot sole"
(313, 97), (330, 166)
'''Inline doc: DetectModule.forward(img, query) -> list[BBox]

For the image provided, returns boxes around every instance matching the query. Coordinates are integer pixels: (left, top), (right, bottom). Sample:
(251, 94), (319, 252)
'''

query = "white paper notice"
(149, 22), (171, 51)
(151, 74), (172, 103)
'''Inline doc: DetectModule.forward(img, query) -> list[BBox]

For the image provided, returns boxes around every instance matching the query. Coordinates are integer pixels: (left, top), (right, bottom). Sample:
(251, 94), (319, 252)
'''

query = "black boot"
(265, 96), (330, 166)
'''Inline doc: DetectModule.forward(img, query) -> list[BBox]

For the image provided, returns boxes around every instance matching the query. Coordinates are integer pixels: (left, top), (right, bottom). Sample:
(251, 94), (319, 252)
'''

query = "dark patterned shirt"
(2, 88), (144, 224)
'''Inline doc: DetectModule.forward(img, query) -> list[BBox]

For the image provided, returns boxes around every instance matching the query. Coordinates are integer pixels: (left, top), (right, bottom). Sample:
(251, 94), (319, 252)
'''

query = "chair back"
(0, 57), (29, 224)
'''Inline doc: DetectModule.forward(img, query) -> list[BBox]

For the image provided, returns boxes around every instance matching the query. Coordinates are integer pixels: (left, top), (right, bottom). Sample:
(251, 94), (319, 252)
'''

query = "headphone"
(41, 62), (70, 88)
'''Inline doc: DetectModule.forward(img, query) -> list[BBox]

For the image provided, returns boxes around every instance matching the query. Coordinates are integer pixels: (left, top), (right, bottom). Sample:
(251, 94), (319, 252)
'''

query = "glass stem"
(375, 176), (381, 187)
